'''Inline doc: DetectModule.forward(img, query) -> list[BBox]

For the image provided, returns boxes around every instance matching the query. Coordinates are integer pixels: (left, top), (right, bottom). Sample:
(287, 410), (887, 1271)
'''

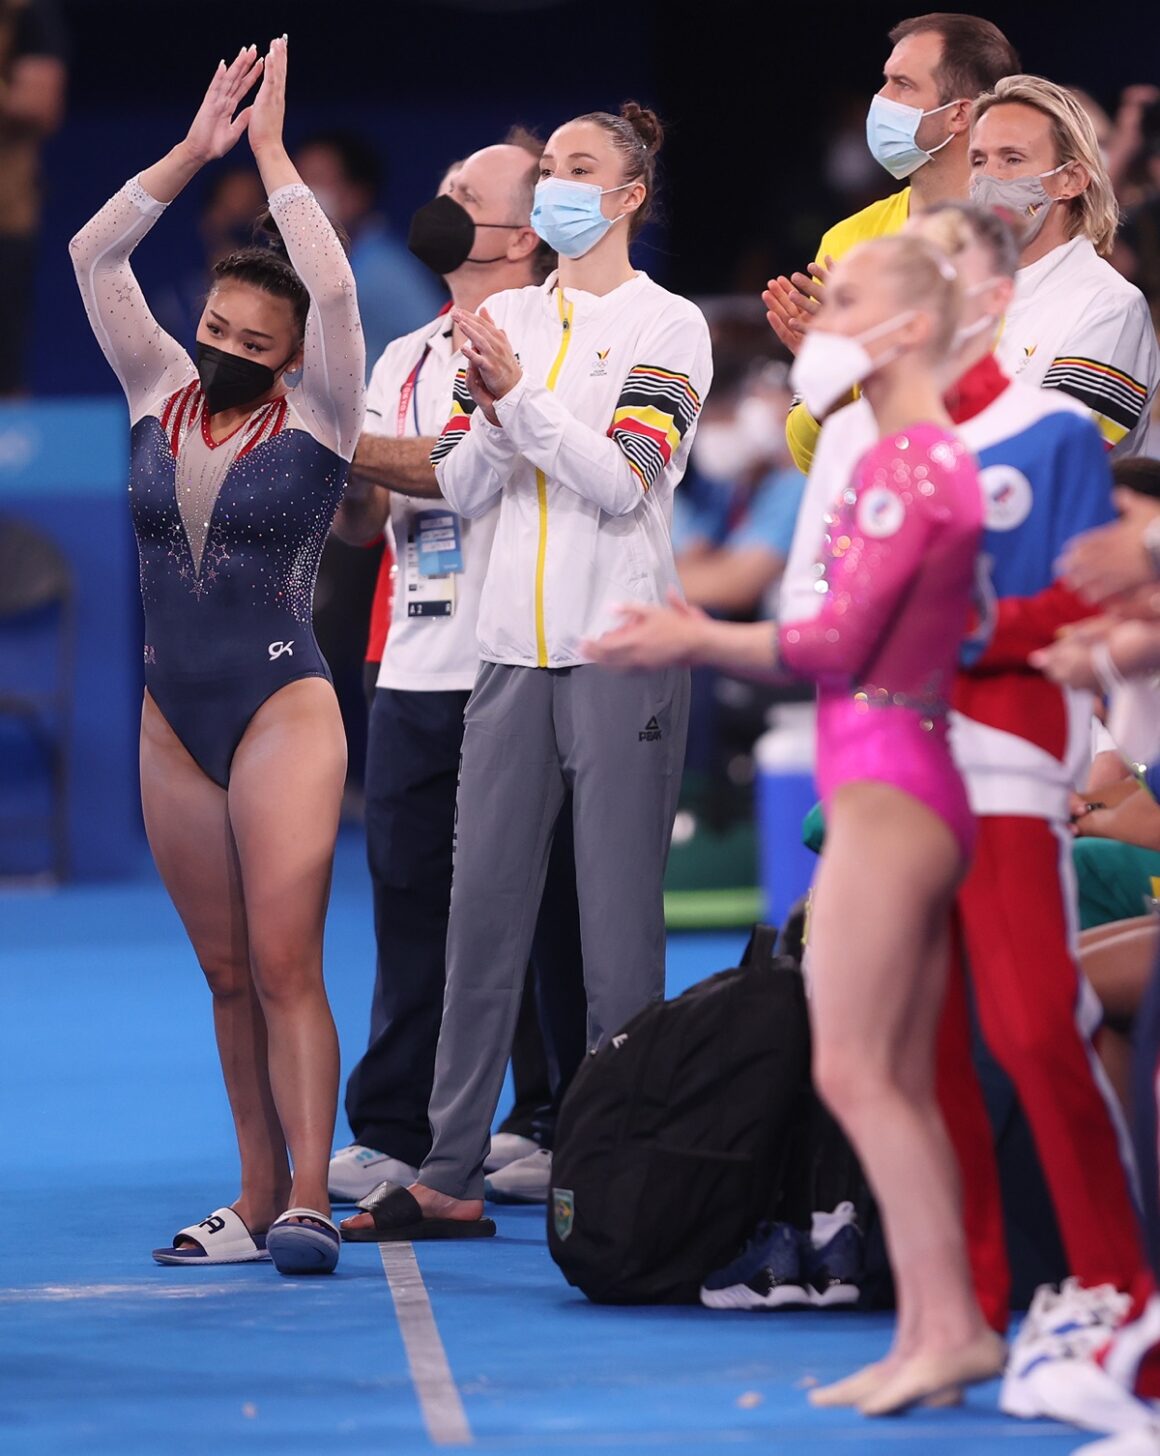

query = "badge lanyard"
(395, 336), (462, 616)
(396, 345), (430, 438)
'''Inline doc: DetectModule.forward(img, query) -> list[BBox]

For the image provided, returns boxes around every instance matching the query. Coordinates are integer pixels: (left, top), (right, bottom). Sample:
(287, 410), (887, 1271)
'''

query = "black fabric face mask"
(407, 193), (516, 277)
(196, 342), (292, 415)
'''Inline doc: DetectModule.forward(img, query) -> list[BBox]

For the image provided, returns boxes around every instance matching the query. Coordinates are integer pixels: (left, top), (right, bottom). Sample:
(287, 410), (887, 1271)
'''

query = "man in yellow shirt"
(769, 11), (1020, 470)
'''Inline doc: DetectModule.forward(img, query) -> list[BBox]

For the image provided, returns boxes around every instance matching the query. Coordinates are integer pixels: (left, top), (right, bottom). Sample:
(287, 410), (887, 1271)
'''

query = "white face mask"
(866, 93), (963, 180)
(790, 311), (917, 420)
(691, 397), (787, 482)
(950, 276), (1005, 353)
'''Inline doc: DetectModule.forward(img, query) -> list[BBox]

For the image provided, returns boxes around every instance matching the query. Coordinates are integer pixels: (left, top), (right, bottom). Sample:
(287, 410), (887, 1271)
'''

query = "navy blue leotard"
(130, 386), (348, 785)
(72, 176), (365, 786)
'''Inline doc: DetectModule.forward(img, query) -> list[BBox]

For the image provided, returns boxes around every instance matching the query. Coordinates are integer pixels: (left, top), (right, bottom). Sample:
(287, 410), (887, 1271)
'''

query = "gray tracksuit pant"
(418, 660), (690, 1200)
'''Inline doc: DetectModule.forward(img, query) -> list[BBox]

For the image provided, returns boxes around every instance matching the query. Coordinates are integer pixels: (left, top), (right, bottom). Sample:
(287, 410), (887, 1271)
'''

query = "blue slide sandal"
(265, 1208), (341, 1275)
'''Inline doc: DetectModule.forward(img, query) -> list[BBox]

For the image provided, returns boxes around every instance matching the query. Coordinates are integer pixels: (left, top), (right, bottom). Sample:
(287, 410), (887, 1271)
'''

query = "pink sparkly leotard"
(778, 423), (983, 861)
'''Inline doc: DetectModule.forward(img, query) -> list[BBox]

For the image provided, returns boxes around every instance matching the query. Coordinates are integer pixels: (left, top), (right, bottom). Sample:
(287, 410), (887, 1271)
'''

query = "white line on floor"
(380, 1243), (473, 1447)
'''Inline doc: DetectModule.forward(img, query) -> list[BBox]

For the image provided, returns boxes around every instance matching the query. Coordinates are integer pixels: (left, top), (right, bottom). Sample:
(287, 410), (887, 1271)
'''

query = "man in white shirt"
(327, 138), (583, 1205)
(969, 74), (1160, 456)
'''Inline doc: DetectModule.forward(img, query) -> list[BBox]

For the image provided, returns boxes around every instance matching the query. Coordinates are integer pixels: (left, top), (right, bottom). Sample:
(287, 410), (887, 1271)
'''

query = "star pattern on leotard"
(165, 520), (231, 601)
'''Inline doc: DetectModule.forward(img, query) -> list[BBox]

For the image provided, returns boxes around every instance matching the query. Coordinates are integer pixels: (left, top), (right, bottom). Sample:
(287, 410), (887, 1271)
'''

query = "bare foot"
(858, 1331), (1006, 1416)
(809, 1356), (901, 1408)
(407, 1184), (484, 1220)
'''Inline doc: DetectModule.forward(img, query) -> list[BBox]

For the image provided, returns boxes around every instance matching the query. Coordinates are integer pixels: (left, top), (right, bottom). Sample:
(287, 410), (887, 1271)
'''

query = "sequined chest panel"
(129, 392), (347, 671)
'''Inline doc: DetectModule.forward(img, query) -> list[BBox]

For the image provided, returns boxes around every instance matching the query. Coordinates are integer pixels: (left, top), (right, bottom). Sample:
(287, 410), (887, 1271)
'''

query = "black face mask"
(196, 342), (293, 415)
(407, 193), (518, 277)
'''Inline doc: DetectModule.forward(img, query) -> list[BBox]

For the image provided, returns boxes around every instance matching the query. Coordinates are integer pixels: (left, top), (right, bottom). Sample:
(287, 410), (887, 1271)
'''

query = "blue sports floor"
(1, 831), (1091, 1454)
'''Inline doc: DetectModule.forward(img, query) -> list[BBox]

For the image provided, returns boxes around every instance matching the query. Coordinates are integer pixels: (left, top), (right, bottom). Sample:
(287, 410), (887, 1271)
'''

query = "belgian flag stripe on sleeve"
(430, 368), (477, 465)
(1041, 356), (1148, 433)
(607, 364), (702, 492)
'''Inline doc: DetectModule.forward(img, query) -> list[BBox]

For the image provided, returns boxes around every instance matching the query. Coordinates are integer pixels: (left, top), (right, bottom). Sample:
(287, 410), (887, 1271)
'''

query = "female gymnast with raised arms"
(71, 37), (363, 1276)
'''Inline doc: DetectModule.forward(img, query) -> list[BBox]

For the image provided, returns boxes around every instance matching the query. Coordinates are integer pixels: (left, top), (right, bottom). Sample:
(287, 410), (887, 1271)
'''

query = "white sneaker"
(1001, 1338), (1157, 1434)
(484, 1147), (552, 1204)
(1001, 1281), (1150, 1435)
(327, 1144), (419, 1204)
(1013, 1279), (1132, 1355)
(1076, 1427), (1160, 1454)
(483, 1132), (540, 1175)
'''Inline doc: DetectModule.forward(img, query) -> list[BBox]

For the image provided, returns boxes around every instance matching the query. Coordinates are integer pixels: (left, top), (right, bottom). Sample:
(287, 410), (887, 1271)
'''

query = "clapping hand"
(582, 590), (708, 671)
(762, 256), (833, 356)
(453, 307), (522, 425)
(184, 45), (264, 164)
(1059, 490), (1160, 604)
(248, 34), (289, 157)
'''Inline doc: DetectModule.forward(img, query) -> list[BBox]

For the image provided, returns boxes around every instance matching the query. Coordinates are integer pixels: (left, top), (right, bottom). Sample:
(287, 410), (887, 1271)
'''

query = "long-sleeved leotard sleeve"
(778, 439), (952, 687)
(71, 177), (365, 458)
(69, 176), (196, 424)
(266, 183), (365, 462)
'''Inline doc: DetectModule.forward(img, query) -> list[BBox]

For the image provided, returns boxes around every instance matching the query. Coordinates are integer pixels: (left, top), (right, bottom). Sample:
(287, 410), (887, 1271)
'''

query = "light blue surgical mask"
(866, 93), (962, 180)
(531, 176), (635, 259)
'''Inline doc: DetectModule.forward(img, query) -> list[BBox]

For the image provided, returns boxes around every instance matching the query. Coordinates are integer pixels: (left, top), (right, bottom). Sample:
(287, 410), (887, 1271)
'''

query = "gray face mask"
(968, 163), (1068, 247)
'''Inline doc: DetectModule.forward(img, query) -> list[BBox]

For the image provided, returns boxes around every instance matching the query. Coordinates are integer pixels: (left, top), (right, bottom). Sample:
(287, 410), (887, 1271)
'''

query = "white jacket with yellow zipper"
(432, 269), (713, 669)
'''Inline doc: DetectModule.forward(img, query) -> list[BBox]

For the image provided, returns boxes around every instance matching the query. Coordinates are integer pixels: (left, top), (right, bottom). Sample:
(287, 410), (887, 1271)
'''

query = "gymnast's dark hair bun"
(619, 101), (664, 156)
(251, 209), (291, 258)
(212, 215), (310, 341)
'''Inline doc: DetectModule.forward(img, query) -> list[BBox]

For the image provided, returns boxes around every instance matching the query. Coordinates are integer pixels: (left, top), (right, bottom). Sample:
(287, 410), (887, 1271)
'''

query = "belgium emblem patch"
(553, 1187), (575, 1242)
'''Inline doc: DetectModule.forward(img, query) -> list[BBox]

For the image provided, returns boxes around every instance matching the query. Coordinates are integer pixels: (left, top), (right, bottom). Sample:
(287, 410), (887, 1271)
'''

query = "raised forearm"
(252, 142), (302, 197)
(138, 140), (206, 205)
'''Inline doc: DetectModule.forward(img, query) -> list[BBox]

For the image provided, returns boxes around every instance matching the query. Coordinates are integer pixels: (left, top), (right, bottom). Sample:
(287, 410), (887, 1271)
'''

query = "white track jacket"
(432, 270), (713, 668)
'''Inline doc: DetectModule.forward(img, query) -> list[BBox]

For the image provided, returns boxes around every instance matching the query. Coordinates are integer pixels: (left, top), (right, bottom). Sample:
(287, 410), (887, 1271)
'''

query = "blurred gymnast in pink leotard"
(586, 232), (1004, 1417)
(779, 415), (979, 864)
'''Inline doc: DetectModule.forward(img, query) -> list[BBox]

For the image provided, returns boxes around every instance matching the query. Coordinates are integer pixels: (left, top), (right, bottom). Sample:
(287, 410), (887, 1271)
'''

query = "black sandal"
(340, 1184), (497, 1243)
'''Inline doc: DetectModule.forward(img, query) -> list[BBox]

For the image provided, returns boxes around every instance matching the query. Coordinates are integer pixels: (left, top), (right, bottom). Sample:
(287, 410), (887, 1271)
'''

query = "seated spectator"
(677, 361), (805, 619)
(1068, 458), (1160, 1112)
(1071, 460), (1160, 922)
(294, 130), (446, 370)
(1072, 727), (1160, 930)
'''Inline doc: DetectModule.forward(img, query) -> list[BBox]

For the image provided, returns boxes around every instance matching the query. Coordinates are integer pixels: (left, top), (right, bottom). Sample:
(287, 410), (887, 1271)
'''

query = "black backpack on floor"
(546, 926), (812, 1305)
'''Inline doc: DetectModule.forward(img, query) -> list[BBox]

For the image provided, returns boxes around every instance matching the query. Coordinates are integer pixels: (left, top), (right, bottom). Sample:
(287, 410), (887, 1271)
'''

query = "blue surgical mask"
(866, 93), (962, 180)
(531, 177), (635, 259)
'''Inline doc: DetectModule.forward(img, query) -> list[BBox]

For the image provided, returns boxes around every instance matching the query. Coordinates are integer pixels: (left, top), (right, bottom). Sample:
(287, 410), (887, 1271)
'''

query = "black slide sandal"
(340, 1185), (497, 1242)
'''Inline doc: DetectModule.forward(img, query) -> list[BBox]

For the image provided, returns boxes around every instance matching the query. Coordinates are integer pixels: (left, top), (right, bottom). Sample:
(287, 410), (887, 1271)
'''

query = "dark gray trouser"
(419, 660), (690, 1201)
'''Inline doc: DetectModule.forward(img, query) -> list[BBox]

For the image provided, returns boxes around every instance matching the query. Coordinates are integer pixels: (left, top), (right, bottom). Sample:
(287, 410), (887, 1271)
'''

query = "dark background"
(37, 0), (1160, 396)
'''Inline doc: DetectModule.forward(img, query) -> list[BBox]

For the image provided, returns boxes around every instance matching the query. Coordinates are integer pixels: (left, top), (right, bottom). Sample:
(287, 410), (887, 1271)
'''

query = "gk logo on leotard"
(979, 465), (1033, 531)
(267, 640), (294, 661)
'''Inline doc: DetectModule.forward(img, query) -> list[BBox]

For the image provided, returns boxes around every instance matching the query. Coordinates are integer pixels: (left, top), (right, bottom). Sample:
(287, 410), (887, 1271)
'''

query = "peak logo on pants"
(639, 716), (662, 742)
